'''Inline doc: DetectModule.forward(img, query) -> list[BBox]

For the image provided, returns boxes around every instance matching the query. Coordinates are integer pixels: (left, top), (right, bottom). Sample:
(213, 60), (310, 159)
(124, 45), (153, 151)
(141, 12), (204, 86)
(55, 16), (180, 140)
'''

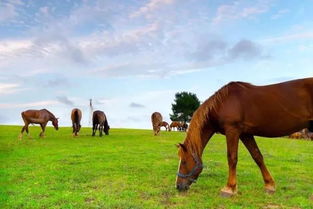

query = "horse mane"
(42, 109), (56, 120)
(184, 81), (251, 155)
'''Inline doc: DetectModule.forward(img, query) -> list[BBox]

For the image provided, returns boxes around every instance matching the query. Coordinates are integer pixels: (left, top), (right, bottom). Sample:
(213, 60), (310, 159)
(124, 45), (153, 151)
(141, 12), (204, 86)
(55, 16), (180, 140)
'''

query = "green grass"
(0, 125), (312, 209)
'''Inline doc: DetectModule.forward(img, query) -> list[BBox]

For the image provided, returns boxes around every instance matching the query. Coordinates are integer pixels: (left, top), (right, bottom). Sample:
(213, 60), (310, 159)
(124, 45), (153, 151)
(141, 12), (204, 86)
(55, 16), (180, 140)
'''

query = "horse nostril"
(176, 184), (189, 191)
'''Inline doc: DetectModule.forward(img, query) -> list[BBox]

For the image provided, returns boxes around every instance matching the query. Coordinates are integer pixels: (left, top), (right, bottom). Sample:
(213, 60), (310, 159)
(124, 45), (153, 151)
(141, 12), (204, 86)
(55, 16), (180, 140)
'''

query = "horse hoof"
(265, 186), (276, 194)
(220, 187), (237, 198)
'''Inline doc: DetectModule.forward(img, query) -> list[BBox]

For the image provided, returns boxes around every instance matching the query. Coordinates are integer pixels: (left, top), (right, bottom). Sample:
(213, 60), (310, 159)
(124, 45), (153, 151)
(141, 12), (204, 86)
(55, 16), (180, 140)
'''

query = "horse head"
(104, 123), (110, 135)
(52, 117), (59, 130)
(176, 143), (203, 191)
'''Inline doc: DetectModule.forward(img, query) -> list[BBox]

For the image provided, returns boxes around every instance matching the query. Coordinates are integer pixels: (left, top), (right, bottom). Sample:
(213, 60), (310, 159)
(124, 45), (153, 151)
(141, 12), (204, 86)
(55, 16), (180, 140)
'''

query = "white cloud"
(0, 100), (59, 109)
(0, 2), (17, 22)
(0, 40), (32, 58)
(0, 83), (24, 95)
(262, 31), (313, 44)
(130, 0), (176, 18)
(271, 9), (289, 19)
(212, 0), (271, 24)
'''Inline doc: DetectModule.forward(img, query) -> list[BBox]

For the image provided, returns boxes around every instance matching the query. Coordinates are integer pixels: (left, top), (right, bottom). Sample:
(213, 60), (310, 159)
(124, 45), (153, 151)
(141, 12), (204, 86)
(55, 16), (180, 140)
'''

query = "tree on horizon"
(170, 92), (200, 123)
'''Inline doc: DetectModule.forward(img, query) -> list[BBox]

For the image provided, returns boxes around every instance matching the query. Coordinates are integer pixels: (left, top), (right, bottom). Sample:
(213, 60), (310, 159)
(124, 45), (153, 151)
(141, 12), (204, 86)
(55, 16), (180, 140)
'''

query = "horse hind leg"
(19, 125), (27, 140)
(240, 135), (275, 194)
(99, 124), (103, 137)
(73, 123), (78, 137)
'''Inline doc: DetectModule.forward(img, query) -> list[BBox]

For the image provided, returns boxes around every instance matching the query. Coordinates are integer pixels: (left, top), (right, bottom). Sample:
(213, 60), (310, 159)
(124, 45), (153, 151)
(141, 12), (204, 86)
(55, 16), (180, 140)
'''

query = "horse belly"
(243, 118), (308, 137)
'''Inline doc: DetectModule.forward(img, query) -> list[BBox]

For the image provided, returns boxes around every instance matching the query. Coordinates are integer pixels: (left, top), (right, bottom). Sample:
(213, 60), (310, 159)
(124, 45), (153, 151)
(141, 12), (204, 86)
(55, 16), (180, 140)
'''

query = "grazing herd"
(151, 112), (189, 136)
(19, 108), (110, 138)
(289, 128), (313, 140)
(19, 108), (187, 138)
(15, 77), (313, 198)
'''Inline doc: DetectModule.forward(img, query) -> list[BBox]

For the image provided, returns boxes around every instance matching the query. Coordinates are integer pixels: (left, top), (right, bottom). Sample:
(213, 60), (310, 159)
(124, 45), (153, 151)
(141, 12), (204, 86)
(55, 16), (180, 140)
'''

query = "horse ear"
(179, 143), (187, 152)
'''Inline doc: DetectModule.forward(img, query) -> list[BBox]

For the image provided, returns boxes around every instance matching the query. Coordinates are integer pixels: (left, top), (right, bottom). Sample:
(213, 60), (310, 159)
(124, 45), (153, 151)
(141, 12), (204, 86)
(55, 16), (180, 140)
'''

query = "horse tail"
(21, 111), (25, 120)
(74, 109), (79, 123)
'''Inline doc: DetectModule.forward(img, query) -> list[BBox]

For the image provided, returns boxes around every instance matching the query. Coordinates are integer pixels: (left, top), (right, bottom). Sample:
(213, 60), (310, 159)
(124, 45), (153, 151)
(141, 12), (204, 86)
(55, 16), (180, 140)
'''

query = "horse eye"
(181, 160), (186, 165)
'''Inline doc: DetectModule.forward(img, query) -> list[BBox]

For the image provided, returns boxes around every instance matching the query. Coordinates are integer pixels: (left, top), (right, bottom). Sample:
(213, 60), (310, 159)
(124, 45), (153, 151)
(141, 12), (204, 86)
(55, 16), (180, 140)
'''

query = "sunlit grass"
(0, 125), (312, 208)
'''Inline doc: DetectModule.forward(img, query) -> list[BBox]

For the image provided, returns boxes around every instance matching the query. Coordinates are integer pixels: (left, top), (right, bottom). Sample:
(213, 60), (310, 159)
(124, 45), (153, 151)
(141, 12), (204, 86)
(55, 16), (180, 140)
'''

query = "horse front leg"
(220, 129), (240, 197)
(240, 135), (275, 194)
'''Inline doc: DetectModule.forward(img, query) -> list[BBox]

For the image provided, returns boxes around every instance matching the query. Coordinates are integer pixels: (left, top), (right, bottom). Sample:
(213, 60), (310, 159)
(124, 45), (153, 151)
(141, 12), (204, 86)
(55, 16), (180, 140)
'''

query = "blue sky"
(0, 0), (313, 129)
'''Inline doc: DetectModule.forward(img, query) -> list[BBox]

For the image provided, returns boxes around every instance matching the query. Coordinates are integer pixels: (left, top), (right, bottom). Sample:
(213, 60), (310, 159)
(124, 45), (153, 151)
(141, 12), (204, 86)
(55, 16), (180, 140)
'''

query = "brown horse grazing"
(170, 121), (182, 131)
(151, 112), (163, 135)
(92, 110), (110, 137)
(288, 132), (302, 139)
(71, 108), (82, 136)
(176, 78), (313, 197)
(19, 109), (59, 139)
(160, 121), (170, 131)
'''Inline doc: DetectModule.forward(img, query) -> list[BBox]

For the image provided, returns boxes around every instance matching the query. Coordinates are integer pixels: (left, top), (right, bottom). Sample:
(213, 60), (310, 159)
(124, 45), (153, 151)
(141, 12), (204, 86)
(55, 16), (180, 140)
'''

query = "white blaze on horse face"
(176, 158), (182, 184)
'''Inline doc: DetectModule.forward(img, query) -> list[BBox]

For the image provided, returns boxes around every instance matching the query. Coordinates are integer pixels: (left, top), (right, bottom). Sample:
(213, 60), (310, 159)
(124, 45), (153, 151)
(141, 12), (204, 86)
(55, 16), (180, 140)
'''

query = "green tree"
(170, 92), (200, 123)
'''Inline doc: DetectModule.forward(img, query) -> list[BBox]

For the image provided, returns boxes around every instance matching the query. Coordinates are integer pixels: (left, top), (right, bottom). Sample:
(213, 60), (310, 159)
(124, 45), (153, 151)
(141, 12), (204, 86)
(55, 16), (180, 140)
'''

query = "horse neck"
(183, 98), (217, 159)
(45, 110), (56, 121)
(184, 122), (214, 159)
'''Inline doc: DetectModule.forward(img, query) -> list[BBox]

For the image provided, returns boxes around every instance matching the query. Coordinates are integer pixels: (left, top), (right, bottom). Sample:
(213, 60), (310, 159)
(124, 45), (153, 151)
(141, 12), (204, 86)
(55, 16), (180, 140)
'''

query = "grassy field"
(0, 125), (312, 209)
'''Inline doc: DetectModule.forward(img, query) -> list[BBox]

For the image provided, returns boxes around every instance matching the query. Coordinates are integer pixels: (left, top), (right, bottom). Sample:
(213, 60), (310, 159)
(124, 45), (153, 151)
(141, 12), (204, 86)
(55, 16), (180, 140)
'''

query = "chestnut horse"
(19, 109), (59, 139)
(151, 112), (162, 135)
(71, 108), (82, 136)
(160, 121), (170, 131)
(176, 78), (313, 197)
(288, 132), (302, 139)
(170, 121), (182, 131)
(92, 110), (110, 137)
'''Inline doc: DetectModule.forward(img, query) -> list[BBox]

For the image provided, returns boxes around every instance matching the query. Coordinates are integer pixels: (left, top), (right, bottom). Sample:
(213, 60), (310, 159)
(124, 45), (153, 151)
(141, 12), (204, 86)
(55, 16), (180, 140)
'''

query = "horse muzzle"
(176, 183), (190, 191)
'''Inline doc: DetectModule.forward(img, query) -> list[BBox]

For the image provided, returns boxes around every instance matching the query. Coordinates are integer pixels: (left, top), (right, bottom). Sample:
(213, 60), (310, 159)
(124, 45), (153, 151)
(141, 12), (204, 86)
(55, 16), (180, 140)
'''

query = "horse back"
(151, 112), (163, 127)
(21, 109), (50, 124)
(93, 110), (106, 124)
(215, 78), (313, 136)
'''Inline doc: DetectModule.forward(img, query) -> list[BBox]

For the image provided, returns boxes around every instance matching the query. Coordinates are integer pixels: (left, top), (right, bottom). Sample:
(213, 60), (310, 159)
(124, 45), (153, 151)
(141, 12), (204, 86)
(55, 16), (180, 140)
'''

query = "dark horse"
(19, 109), (59, 139)
(92, 110), (109, 137)
(71, 108), (82, 136)
(176, 78), (313, 197)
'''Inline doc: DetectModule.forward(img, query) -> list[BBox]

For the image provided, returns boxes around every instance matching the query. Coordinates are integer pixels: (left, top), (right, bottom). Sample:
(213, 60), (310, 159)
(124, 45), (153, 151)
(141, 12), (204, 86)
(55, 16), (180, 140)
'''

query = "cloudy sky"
(0, 0), (313, 129)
